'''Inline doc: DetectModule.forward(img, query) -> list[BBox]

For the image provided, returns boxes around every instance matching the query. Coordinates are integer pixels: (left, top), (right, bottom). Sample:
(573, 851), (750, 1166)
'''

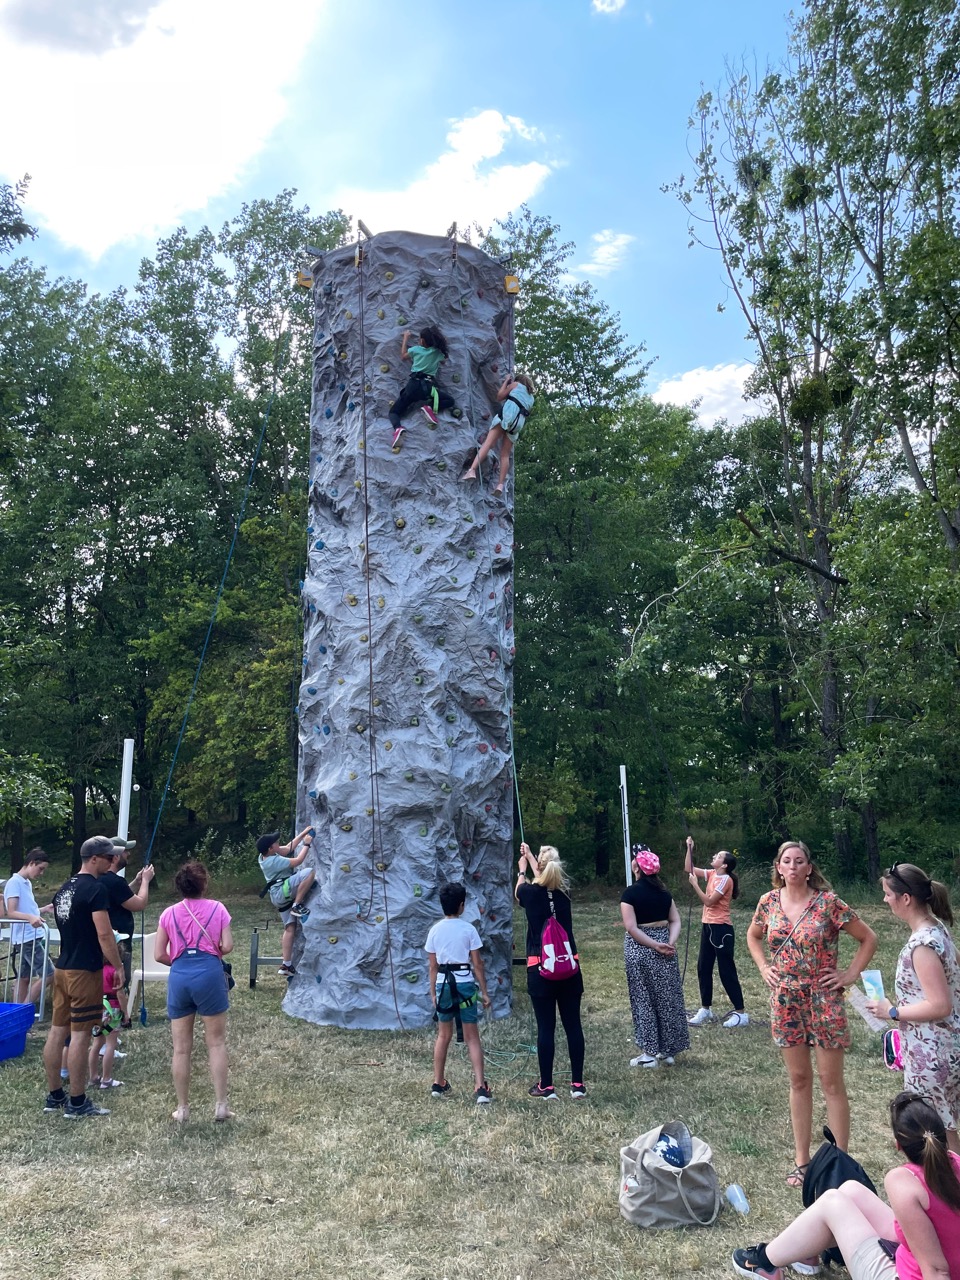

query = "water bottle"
(726, 1183), (750, 1215)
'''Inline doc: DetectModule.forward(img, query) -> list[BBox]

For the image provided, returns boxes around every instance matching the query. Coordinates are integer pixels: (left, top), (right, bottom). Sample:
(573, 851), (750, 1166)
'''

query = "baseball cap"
(80, 835), (116, 862)
(256, 831), (281, 855)
(110, 837), (136, 851)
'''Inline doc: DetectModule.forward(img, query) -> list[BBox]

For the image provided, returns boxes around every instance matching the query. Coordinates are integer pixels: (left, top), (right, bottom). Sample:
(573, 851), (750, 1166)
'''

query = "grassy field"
(0, 878), (907, 1280)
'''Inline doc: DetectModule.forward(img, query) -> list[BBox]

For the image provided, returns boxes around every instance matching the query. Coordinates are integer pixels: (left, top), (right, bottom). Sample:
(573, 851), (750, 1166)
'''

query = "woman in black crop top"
(516, 842), (586, 1101)
(620, 844), (689, 1068)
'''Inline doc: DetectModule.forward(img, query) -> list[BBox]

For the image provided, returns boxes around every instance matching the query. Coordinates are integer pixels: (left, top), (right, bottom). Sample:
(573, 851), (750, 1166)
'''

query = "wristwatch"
(889, 1006), (899, 1021)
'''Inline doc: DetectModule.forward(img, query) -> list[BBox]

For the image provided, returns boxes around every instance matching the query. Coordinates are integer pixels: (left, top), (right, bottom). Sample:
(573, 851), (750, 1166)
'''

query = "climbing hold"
(375, 915), (383, 923)
(397, 316), (407, 326)
(478, 744), (489, 754)
(373, 697), (380, 706)
(466, 550), (476, 560)
(384, 271), (394, 281)
(347, 401), (355, 411)
(365, 382), (372, 392)
(413, 675), (423, 685)
(359, 633), (368, 642)
(357, 440), (364, 450)
(452, 373), (461, 384)
(404, 772), (414, 782)
(488, 914), (496, 923)
(451, 407), (463, 420)
(314, 540), (325, 550)
(464, 609), (475, 618)
(341, 863), (351, 872)
(413, 613), (423, 623)
(355, 724), (366, 733)
(307, 526), (314, 534)
(384, 740), (392, 750)
(445, 713), (456, 723)
(345, 310), (353, 319)
(377, 309), (385, 320)
(376, 596), (385, 608)
(436, 635), (446, 646)
(506, 618), (513, 629)
(322, 283), (333, 295)
(337, 676), (345, 685)
(413, 545), (423, 554)
(354, 480), (362, 489)
(338, 350), (347, 361)
(489, 592), (495, 600)
(324, 407), (333, 419)
(328, 936), (338, 944)
(491, 364), (499, 374)
(349, 770), (357, 780)
(419, 276), (431, 288)
(481, 411), (490, 421)
(340, 822), (353, 832)
(347, 594), (358, 606)
(463, 513), (474, 523)
(495, 544), (501, 553)
(413, 884), (422, 897)
(323, 725), (331, 736)
(489, 650), (498, 661)
(380, 363), (389, 373)
(366, 807), (374, 817)
(489, 513), (496, 522)
(395, 517), (406, 529)
(485, 804), (492, 813)
(437, 461), (446, 472)
(426, 515), (437, 526)
(440, 782), (452, 794)
(331, 486), (339, 497)
(476, 697), (487, 706)
(376, 861), (388, 871)
(446, 736), (455, 747)
(418, 825), (428, 837)
(450, 576), (458, 584)
(307, 686), (317, 694)
(404, 973), (418, 983)
(358, 542), (364, 550)
(410, 716), (419, 727)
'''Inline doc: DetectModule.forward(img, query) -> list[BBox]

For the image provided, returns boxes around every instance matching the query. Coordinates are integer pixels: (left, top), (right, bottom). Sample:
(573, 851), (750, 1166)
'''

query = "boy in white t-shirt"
(424, 882), (492, 1104)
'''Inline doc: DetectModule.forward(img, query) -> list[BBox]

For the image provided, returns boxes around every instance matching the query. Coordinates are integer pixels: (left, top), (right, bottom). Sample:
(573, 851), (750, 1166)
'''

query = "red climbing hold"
(495, 544), (501, 552)
(488, 591), (495, 600)
(485, 804), (492, 812)
(478, 744), (489, 754)
(506, 618), (513, 629)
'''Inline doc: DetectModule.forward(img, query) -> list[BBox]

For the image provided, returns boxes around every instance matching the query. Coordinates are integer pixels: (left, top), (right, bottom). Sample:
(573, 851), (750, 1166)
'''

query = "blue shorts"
(168, 950), (230, 1020)
(436, 980), (479, 1024)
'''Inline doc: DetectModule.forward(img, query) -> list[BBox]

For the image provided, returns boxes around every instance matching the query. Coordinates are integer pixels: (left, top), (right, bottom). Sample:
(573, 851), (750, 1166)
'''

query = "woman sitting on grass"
(155, 861), (234, 1124)
(732, 1091), (960, 1280)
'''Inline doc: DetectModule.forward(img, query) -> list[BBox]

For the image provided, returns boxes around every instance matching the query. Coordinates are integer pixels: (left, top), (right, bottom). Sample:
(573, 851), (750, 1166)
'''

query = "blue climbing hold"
(325, 407), (333, 419)
(315, 540), (324, 550)
(308, 790), (317, 798)
(323, 725), (331, 736)
(307, 686), (318, 694)
(318, 645), (327, 654)
(348, 401), (355, 411)
(331, 487), (338, 496)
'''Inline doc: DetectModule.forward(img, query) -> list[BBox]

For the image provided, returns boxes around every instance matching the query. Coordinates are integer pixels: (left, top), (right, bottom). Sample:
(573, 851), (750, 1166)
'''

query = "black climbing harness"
(433, 963), (477, 1043)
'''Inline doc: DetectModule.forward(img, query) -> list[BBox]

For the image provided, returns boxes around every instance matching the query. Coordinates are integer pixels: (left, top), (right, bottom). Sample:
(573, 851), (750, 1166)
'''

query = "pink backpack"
(882, 1027), (904, 1071)
(538, 891), (579, 981)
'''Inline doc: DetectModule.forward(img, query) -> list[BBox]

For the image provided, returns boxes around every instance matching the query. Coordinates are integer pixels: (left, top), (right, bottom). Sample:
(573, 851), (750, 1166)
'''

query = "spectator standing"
(3, 848), (54, 1005)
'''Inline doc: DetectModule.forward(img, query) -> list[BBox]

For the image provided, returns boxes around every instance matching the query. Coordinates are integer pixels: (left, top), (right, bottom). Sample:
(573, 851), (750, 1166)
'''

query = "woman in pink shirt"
(732, 1091), (960, 1280)
(156, 861), (234, 1124)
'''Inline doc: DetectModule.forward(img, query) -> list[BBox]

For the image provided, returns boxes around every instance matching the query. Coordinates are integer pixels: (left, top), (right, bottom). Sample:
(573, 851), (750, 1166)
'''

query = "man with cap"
(257, 826), (315, 979)
(42, 835), (125, 1119)
(3, 847), (54, 1004)
(99, 837), (155, 1002)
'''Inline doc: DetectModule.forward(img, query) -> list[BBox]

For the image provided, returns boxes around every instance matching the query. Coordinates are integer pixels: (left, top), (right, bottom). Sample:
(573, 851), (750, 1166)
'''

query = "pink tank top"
(893, 1153), (960, 1280)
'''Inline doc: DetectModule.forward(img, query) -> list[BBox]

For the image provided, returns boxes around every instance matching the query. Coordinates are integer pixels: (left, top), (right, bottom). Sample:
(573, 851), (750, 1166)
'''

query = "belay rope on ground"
(137, 333), (292, 1024)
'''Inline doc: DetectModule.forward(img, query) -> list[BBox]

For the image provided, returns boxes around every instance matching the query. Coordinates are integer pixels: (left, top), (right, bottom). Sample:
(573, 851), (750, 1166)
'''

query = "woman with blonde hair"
(515, 841), (585, 1101)
(747, 839), (877, 1188)
(866, 862), (960, 1154)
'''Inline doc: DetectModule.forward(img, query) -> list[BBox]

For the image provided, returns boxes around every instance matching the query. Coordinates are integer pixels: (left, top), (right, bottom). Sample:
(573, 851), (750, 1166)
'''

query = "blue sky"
(1, 0), (794, 422)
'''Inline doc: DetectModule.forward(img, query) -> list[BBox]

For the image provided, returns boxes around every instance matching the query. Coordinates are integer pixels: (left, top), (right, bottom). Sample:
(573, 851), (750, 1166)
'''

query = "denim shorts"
(168, 950), (230, 1019)
(13, 939), (49, 979)
(436, 980), (479, 1024)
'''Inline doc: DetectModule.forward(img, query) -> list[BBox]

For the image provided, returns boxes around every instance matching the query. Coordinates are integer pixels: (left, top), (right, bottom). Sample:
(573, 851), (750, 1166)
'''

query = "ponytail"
(890, 1092), (960, 1211)
(533, 845), (570, 894)
(929, 881), (954, 927)
(885, 863), (954, 926)
(720, 852), (739, 901)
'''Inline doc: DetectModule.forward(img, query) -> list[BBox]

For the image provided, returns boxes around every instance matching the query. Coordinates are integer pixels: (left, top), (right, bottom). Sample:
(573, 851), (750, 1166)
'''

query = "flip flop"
(172, 1105), (190, 1124)
(786, 1162), (809, 1188)
(214, 1103), (236, 1122)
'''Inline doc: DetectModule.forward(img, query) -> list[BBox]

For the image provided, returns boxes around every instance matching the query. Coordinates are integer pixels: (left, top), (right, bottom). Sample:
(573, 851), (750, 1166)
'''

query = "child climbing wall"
(290, 229), (518, 1031)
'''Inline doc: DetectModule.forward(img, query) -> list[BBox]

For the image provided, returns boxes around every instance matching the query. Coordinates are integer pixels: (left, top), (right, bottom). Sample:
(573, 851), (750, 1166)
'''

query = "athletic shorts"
(275, 865), (312, 925)
(13, 940), (49, 979)
(168, 950), (230, 1020)
(435, 980), (479, 1024)
(51, 968), (104, 1029)
(847, 1238), (897, 1280)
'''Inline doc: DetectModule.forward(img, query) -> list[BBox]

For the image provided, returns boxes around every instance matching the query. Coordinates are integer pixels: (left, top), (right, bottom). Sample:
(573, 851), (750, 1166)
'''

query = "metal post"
(117, 738), (134, 845)
(619, 766), (632, 887)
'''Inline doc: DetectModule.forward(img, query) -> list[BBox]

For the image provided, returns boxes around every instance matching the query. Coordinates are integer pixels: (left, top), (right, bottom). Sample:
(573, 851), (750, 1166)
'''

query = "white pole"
(117, 739), (134, 878)
(619, 766), (632, 887)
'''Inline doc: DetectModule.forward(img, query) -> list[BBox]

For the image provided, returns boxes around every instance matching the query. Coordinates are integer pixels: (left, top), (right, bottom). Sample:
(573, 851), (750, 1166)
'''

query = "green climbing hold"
(413, 613), (423, 623)
(446, 712), (456, 723)
(410, 716), (419, 726)
(452, 373), (461, 384)
(413, 545), (422, 554)
(372, 697), (380, 706)
(345, 310), (353, 319)
(436, 635), (445, 646)
(359, 633), (368, 642)
(414, 675), (423, 685)
(437, 461), (446, 471)
(397, 316), (407, 325)
(446, 736), (455, 747)
(426, 515), (437, 526)
(464, 608), (475, 618)
(340, 863), (351, 872)
(463, 514), (474, 523)
(467, 550), (476, 560)
(440, 782), (451, 794)
(413, 884), (423, 897)
(419, 825), (428, 837)
(380, 363), (389, 373)
(404, 772), (414, 782)
(405, 973), (419, 983)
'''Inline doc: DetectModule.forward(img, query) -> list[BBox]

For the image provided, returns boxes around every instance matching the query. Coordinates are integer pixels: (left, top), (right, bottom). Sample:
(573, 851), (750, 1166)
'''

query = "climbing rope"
(138, 331), (292, 1023)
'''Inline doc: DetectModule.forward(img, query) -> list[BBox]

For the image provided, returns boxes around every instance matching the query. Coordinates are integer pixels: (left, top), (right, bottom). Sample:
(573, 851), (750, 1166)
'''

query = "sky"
(0, 0), (795, 425)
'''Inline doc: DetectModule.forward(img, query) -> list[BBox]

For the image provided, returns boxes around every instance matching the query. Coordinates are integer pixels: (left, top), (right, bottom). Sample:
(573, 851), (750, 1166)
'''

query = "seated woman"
(732, 1091), (960, 1280)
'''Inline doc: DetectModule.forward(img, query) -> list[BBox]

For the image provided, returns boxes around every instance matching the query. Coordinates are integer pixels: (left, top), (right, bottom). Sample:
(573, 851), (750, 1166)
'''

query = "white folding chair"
(126, 932), (169, 1020)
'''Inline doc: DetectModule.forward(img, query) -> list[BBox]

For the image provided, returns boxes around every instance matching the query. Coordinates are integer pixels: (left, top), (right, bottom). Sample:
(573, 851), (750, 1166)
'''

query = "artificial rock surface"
(284, 230), (518, 1029)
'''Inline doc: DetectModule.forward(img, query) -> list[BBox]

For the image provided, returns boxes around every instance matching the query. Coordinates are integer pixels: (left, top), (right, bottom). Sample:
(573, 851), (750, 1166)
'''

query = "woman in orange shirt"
(685, 837), (749, 1029)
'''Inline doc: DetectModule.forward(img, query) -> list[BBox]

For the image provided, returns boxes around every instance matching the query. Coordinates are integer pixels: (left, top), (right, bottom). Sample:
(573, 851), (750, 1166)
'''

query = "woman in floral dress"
(747, 840), (877, 1188)
(866, 862), (960, 1154)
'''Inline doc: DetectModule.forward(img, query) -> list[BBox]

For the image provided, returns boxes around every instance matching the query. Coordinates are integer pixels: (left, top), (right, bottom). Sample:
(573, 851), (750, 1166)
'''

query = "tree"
(0, 176), (35, 255)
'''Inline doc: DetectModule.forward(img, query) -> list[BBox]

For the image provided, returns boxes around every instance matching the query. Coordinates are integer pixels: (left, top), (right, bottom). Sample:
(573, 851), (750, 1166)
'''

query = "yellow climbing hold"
(340, 863), (351, 873)
(395, 517), (406, 529)
(376, 596), (385, 608)
(385, 271), (394, 281)
(354, 479), (362, 489)
(338, 350), (347, 360)
(380, 363), (390, 373)
(359, 633), (368, 642)
(340, 822), (353, 832)
(372, 697), (380, 706)
(376, 861), (387, 871)
(355, 724), (366, 733)
(347, 593), (359, 605)
(328, 936), (339, 944)
(365, 807), (374, 816)
(384, 740), (392, 750)
(348, 770), (357, 779)
(345, 310), (353, 319)
(377, 309), (385, 320)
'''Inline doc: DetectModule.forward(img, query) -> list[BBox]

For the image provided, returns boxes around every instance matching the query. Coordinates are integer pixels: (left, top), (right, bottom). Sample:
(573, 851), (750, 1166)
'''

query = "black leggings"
(696, 922), (744, 1010)
(388, 374), (454, 427)
(529, 986), (585, 1087)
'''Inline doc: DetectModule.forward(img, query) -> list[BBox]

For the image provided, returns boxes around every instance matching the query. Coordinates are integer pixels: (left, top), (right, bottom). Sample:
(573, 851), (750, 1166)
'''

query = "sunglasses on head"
(886, 863), (915, 892)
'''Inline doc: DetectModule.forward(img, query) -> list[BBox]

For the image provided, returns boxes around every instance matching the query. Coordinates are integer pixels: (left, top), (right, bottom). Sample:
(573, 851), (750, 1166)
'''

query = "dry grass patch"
(0, 889), (906, 1279)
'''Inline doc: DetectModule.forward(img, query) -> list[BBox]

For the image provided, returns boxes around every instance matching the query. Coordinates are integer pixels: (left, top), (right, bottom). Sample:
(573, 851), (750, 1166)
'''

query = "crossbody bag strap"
(181, 902), (223, 958)
(771, 891), (822, 962)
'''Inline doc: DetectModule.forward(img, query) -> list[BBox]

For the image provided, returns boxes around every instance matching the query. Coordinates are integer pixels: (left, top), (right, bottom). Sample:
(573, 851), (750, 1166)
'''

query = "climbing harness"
(433, 963), (476, 1044)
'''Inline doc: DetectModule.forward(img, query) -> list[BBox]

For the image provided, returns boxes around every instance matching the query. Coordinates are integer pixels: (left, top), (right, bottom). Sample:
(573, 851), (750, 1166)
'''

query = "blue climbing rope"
(137, 332), (292, 1024)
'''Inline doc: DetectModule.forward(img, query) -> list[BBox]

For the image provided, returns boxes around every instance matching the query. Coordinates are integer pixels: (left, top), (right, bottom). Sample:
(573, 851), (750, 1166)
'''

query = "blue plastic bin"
(0, 1002), (35, 1062)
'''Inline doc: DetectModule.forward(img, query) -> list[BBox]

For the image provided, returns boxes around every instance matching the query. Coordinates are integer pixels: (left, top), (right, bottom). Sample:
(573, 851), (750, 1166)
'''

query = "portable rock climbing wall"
(284, 229), (517, 1030)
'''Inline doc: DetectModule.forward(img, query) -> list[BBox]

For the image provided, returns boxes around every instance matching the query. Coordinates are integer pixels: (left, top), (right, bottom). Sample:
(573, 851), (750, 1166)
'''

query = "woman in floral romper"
(866, 862), (960, 1155)
(747, 841), (877, 1188)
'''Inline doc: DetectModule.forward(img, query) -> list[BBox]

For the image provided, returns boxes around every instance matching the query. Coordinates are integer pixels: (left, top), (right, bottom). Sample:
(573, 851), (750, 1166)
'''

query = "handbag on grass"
(618, 1122), (720, 1229)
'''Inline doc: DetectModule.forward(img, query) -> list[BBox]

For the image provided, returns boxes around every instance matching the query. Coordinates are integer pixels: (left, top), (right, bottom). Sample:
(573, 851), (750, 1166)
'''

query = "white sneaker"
(629, 1054), (659, 1068)
(790, 1261), (822, 1276)
(687, 1007), (715, 1026)
(658, 1055), (675, 1066)
(723, 1011), (750, 1029)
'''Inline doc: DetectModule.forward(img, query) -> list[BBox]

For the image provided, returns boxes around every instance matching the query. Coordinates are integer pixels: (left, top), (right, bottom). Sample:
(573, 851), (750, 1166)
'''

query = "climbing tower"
(285, 229), (517, 1030)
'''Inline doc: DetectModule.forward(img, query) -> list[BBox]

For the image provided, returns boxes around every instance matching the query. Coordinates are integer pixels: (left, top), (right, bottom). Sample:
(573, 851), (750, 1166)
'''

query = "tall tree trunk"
(594, 804), (610, 879)
(8, 818), (24, 876)
(860, 800), (880, 882)
(71, 780), (87, 873)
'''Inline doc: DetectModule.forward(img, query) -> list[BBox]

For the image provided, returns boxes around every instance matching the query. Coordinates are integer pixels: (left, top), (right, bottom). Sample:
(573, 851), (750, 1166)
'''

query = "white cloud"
(332, 110), (553, 239)
(569, 229), (635, 278)
(592, 0), (627, 13)
(0, 0), (327, 258)
(652, 361), (757, 426)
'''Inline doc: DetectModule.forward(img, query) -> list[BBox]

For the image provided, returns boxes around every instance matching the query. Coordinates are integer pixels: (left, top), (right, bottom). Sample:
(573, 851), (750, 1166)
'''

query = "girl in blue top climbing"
(460, 371), (535, 497)
(389, 326), (455, 448)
